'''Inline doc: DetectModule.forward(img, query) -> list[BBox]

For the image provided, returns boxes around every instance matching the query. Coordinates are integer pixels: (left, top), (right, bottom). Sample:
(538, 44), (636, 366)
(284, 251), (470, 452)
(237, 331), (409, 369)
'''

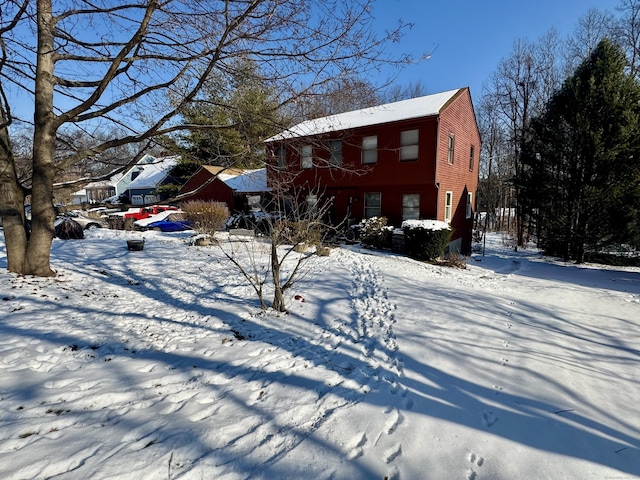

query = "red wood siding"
(266, 88), (481, 254)
(179, 169), (235, 210)
(435, 89), (480, 253)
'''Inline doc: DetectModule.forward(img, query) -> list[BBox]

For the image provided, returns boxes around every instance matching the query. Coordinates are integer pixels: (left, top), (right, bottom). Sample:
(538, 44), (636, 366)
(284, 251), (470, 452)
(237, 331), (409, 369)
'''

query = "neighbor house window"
(362, 135), (377, 164)
(248, 195), (261, 212)
(444, 191), (453, 223)
(400, 129), (419, 161)
(469, 145), (475, 171)
(329, 140), (342, 166)
(402, 193), (420, 220)
(301, 144), (313, 169)
(466, 192), (473, 219)
(364, 192), (382, 218)
(276, 146), (287, 168)
(447, 134), (455, 164)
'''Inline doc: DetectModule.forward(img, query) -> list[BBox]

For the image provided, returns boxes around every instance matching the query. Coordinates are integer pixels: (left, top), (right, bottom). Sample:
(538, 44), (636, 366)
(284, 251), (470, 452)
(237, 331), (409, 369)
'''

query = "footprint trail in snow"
(336, 248), (409, 477)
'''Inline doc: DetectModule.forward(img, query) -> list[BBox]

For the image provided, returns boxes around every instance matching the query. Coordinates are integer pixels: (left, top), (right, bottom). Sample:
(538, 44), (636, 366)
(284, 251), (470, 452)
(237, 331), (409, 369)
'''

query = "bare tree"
(382, 80), (429, 103)
(565, 7), (615, 75)
(480, 31), (565, 248)
(217, 183), (333, 312)
(0, 0), (414, 276)
(614, 0), (640, 79)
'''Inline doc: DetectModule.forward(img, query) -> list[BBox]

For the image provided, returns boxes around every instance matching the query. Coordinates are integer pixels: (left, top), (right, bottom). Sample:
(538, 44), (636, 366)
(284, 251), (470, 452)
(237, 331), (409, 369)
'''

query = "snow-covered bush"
(360, 217), (394, 250)
(402, 219), (452, 261)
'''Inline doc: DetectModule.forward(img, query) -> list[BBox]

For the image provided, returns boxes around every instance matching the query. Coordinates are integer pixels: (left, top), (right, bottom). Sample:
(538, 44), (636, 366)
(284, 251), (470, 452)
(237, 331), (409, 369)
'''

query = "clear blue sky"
(370, 0), (622, 102)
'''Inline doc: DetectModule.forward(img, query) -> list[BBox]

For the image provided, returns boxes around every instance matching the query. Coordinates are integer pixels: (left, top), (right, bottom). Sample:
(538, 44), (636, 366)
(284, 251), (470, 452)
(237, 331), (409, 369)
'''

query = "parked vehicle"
(134, 210), (192, 232)
(123, 205), (178, 221)
(57, 211), (107, 229)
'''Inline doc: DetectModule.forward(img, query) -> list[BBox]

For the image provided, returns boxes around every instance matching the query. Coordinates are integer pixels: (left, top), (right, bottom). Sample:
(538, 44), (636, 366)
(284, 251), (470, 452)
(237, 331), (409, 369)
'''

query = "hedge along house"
(265, 87), (481, 254)
(178, 166), (270, 213)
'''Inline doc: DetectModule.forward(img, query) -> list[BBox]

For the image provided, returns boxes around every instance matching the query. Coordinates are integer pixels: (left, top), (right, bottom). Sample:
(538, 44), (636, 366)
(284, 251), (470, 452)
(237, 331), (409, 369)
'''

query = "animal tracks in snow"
(466, 452), (485, 479)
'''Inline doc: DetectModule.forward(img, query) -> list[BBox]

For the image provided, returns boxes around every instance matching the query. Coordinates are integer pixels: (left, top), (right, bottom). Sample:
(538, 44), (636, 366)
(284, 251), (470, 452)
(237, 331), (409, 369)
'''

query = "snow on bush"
(401, 219), (452, 261)
(360, 217), (394, 250)
(401, 219), (450, 231)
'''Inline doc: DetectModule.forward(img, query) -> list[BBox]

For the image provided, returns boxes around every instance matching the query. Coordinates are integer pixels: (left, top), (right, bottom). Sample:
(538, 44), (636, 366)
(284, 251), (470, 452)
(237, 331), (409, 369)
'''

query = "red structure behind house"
(265, 87), (481, 254)
(178, 166), (269, 213)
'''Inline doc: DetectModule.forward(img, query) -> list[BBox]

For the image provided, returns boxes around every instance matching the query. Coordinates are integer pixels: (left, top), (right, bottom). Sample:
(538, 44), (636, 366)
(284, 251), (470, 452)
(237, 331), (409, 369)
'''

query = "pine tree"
(523, 39), (640, 262)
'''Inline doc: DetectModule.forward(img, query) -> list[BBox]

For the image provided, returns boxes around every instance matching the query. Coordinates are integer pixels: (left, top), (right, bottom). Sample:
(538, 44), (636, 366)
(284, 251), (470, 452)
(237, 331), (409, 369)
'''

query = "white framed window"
(447, 134), (455, 164)
(466, 192), (473, 219)
(444, 191), (453, 223)
(402, 193), (420, 220)
(248, 195), (261, 212)
(329, 140), (342, 166)
(362, 135), (377, 164)
(364, 192), (381, 218)
(301, 144), (313, 169)
(400, 129), (419, 161)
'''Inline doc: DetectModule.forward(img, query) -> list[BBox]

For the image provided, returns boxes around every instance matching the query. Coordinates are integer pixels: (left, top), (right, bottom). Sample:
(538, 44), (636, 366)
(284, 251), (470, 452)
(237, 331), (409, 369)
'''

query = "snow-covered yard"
(0, 229), (638, 479)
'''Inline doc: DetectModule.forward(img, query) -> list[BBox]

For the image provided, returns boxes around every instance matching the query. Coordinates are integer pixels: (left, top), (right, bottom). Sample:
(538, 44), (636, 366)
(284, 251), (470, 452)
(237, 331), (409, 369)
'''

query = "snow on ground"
(0, 229), (638, 480)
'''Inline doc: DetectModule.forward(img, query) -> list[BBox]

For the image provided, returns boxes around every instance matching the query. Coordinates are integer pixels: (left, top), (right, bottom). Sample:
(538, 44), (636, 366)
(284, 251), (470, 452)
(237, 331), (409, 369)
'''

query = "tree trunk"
(270, 241), (286, 312)
(0, 113), (29, 273)
(25, 0), (57, 277)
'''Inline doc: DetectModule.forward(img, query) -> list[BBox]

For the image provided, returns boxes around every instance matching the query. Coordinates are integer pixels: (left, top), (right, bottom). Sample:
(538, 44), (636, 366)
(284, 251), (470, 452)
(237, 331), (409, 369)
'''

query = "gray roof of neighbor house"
(266, 88), (465, 142)
(127, 156), (178, 189)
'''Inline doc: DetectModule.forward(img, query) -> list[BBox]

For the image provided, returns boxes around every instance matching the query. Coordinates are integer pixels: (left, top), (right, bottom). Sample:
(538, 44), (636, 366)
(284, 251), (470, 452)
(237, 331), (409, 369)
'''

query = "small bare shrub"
(441, 253), (468, 269)
(181, 201), (229, 235)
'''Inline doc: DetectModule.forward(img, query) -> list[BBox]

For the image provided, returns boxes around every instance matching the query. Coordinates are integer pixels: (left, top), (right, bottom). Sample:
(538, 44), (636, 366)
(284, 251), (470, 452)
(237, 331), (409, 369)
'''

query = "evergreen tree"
(168, 58), (284, 186)
(522, 38), (640, 262)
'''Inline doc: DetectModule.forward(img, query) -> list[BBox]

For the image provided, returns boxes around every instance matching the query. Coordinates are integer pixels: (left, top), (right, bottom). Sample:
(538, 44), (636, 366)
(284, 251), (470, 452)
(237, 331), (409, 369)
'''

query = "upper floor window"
(362, 135), (377, 164)
(469, 145), (475, 171)
(400, 129), (419, 161)
(329, 140), (342, 166)
(444, 191), (453, 223)
(447, 134), (455, 164)
(301, 144), (313, 169)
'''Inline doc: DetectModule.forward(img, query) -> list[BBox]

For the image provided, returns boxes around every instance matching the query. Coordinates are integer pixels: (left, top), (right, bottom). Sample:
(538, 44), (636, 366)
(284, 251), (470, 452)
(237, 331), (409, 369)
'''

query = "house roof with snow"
(127, 156), (178, 190)
(266, 88), (465, 142)
(219, 168), (268, 193)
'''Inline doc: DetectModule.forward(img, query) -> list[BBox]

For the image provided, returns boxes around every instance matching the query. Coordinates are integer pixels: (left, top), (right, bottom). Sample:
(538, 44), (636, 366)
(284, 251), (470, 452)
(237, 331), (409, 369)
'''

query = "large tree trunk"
(0, 114), (29, 273)
(25, 0), (57, 277)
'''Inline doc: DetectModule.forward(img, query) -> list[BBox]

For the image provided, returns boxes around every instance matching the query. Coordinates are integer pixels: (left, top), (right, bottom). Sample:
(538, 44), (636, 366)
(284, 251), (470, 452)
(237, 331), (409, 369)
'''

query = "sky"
(371, 0), (622, 102)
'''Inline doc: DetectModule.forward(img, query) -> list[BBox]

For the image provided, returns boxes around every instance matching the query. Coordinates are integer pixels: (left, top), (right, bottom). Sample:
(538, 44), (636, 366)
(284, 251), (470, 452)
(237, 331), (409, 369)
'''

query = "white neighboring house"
(71, 153), (165, 205)
(71, 177), (123, 205)
(126, 155), (178, 206)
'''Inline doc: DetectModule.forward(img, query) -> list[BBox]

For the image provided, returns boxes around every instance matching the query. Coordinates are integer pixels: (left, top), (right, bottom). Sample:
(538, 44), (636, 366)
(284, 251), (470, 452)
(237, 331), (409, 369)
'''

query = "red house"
(265, 87), (481, 254)
(178, 166), (269, 213)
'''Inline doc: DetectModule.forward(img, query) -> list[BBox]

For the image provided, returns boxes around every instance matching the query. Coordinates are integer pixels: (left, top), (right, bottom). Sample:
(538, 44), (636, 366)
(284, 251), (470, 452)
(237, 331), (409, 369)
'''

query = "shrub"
(402, 219), (452, 261)
(442, 253), (468, 269)
(181, 200), (229, 235)
(360, 216), (394, 250)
